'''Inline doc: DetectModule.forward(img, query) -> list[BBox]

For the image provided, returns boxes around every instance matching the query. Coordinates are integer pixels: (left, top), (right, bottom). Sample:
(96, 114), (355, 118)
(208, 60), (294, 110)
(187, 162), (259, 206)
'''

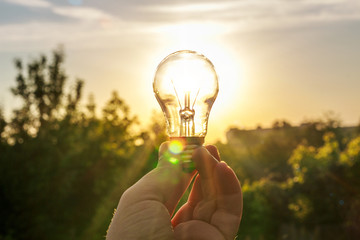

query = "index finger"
(192, 147), (219, 198)
(211, 162), (242, 240)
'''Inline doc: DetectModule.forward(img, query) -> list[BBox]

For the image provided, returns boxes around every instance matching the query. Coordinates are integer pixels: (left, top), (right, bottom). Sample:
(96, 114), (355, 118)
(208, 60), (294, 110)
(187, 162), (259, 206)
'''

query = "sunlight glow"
(156, 22), (233, 42)
(152, 22), (243, 117)
(146, 21), (245, 141)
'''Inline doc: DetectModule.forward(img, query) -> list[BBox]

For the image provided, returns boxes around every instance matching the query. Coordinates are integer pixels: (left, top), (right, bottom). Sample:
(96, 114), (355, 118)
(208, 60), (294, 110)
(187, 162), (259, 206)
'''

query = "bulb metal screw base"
(170, 136), (204, 146)
(170, 136), (204, 172)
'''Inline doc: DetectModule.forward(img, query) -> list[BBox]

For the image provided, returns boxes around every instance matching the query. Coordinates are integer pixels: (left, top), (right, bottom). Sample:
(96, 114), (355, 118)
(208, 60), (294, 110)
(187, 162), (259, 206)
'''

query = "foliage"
(219, 124), (360, 240)
(0, 48), (153, 240)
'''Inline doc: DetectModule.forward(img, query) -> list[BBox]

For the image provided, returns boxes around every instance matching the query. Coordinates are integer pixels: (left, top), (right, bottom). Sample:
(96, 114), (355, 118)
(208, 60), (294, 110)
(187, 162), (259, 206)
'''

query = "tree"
(0, 48), (144, 240)
(288, 133), (360, 239)
(0, 108), (6, 142)
(10, 47), (66, 139)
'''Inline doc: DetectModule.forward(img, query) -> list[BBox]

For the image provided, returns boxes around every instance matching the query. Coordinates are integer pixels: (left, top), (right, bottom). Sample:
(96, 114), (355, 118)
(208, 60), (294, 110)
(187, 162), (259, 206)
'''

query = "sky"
(0, 0), (360, 142)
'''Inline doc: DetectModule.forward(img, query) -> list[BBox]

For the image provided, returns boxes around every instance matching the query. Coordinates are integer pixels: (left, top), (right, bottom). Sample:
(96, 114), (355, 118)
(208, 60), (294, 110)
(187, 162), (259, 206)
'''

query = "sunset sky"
(1, 0), (360, 142)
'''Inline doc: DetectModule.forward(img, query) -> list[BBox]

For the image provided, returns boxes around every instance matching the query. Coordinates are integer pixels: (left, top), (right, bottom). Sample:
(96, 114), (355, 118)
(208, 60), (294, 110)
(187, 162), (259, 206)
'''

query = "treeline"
(0, 48), (359, 240)
(218, 121), (360, 239)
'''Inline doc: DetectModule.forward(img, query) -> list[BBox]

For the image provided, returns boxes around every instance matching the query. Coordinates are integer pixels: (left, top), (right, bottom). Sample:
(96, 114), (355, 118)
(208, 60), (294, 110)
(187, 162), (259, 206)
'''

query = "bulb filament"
(171, 79), (182, 108)
(171, 79), (200, 137)
(180, 92), (195, 136)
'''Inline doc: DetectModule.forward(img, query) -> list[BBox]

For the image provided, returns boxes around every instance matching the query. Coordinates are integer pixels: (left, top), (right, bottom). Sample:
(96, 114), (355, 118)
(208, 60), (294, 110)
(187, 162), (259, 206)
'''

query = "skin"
(106, 142), (243, 240)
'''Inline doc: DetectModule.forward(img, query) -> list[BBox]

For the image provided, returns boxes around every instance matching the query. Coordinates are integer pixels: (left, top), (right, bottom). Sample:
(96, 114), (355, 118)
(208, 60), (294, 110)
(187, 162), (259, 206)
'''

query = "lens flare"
(169, 157), (179, 165)
(169, 140), (184, 154)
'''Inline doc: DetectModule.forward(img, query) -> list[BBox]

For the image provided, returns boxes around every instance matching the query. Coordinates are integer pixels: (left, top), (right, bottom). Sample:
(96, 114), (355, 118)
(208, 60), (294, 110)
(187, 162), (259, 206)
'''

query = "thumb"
(120, 141), (197, 215)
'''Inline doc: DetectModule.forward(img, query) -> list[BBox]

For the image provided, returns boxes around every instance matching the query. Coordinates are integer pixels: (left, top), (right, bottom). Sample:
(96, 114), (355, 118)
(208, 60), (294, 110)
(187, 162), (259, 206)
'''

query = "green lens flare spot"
(169, 140), (184, 154)
(169, 157), (179, 165)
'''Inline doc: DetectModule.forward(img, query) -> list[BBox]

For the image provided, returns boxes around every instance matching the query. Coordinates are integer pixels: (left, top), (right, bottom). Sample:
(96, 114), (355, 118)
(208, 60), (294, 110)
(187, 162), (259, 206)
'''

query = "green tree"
(288, 133), (360, 239)
(0, 48), (144, 240)
(0, 108), (6, 142)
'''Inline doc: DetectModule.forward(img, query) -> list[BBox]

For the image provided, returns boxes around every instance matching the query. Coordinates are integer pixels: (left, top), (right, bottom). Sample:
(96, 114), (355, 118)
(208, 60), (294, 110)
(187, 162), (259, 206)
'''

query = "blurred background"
(0, 0), (360, 239)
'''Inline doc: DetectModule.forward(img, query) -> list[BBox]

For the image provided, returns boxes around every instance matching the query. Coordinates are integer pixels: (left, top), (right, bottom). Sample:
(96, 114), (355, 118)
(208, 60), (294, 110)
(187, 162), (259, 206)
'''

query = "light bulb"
(153, 50), (219, 145)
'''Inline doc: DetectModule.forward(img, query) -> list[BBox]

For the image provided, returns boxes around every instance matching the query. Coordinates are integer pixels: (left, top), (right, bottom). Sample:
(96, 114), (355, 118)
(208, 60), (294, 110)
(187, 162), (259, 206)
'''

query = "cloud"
(3, 0), (360, 29)
(3, 0), (50, 8)
(52, 6), (114, 21)
(136, 0), (360, 29)
(141, 2), (234, 13)
(0, 18), (152, 52)
(1, 0), (360, 52)
(2, 0), (116, 23)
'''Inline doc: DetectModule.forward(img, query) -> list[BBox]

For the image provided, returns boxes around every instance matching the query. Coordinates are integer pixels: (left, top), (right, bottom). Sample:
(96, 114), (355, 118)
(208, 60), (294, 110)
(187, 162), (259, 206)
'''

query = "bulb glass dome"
(153, 50), (219, 138)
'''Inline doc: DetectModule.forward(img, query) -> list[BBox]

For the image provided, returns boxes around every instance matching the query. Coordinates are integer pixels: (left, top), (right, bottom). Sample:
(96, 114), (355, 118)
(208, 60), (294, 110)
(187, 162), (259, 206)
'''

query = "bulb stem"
(180, 92), (195, 137)
(185, 92), (190, 109)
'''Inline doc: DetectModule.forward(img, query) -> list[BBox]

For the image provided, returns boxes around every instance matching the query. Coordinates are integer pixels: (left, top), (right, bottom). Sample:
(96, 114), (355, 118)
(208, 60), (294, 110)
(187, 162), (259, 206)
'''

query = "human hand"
(106, 142), (242, 240)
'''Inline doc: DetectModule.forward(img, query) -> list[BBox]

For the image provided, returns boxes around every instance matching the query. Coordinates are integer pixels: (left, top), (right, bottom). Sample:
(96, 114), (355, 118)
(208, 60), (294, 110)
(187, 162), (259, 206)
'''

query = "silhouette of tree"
(0, 48), (145, 240)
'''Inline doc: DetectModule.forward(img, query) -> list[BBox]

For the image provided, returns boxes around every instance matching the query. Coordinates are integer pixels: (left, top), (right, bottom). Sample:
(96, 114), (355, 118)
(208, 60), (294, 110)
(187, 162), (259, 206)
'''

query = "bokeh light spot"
(169, 140), (184, 154)
(169, 157), (179, 165)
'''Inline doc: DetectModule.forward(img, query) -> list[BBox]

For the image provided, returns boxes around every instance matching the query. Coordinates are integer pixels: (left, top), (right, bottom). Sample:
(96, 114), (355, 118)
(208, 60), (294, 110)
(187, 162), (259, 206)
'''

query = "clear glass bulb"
(153, 50), (219, 144)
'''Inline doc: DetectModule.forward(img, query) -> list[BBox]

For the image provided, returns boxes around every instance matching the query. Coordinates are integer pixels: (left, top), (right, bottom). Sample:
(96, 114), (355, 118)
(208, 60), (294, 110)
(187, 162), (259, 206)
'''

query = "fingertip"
(215, 162), (241, 195)
(192, 147), (218, 179)
(192, 147), (211, 169)
(159, 141), (170, 156)
(205, 145), (220, 161)
(193, 146), (207, 156)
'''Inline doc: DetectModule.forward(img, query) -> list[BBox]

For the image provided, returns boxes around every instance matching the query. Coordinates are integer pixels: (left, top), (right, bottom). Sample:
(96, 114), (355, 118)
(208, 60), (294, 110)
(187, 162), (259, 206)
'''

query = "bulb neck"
(179, 91), (195, 136)
(170, 136), (204, 146)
